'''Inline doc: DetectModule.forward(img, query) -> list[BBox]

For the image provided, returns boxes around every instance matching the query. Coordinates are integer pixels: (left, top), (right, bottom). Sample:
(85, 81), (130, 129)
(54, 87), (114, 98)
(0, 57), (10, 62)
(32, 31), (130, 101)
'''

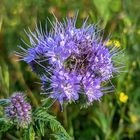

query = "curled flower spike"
(5, 92), (31, 127)
(18, 14), (123, 106)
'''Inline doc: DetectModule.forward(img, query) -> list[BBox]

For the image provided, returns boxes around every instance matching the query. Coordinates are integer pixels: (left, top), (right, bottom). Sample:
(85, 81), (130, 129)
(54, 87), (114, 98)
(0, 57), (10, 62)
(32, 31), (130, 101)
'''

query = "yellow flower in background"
(106, 40), (121, 48)
(130, 115), (138, 124)
(119, 92), (128, 103)
(106, 40), (112, 46)
(114, 40), (121, 48)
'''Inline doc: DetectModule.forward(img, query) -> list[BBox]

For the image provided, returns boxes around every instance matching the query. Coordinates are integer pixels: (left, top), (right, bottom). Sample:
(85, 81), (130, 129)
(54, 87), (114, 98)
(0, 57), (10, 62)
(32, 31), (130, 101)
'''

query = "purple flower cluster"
(19, 15), (121, 106)
(5, 93), (31, 127)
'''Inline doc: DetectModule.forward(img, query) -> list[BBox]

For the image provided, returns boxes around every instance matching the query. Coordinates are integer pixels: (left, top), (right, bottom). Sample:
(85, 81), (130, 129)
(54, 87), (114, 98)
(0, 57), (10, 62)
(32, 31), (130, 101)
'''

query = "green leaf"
(93, 0), (111, 23)
(23, 125), (35, 140)
(33, 108), (71, 139)
(91, 110), (109, 134)
(109, 0), (121, 12)
(36, 120), (45, 136)
(51, 133), (71, 140)
(0, 99), (10, 106)
(0, 65), (9, 97)
(0, 118), (13, 132)
(93, 0), (121, 25)
(3, 66), (9, 91)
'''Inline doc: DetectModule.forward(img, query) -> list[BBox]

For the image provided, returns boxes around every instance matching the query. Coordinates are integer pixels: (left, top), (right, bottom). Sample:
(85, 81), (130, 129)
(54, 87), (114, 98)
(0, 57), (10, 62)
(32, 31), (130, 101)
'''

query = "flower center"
(64, 53), (90, 74)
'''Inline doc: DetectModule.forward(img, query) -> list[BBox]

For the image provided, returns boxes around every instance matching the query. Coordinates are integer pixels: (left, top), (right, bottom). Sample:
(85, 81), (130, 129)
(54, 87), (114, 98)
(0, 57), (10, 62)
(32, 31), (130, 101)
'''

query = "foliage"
(0, 118), (13, 133)
(33, 108), (71, 140)
(0, 98), (71, 140)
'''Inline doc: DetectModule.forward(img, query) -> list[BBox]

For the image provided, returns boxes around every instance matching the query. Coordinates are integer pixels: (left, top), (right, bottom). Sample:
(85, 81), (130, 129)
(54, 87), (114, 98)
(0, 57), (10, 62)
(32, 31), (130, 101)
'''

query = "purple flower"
(5, 92), (31, 127)
(82, 76), (103, 102)
(50, 68), (81, 105)
(18, 14), (122, 106)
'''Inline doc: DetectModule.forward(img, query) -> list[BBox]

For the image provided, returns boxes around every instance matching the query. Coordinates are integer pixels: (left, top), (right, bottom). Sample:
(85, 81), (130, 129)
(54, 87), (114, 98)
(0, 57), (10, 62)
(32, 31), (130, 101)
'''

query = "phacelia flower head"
(18, 14), (123, 107)
(5, 92), (31, 127)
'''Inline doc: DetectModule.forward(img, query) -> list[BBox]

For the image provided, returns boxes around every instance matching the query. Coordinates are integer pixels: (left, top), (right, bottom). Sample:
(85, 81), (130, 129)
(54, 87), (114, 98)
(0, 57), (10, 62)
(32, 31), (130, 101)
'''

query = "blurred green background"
(0, 0), (140, 139)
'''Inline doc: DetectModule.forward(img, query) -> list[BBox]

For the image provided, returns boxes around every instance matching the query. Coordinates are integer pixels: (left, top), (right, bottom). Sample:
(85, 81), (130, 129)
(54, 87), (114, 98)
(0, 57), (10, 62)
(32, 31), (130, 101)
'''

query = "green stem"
(63, 103), (68, 129)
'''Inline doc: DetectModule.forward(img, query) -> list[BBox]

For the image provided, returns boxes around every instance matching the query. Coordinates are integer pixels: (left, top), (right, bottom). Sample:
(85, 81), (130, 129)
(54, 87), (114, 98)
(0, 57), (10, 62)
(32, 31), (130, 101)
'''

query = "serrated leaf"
(24, 125), (35, 140)
(0, 118), (13, 132)
(33, 108), (71, 139)
(36, 120), (45, 136)
(51, 133), (71, 140)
